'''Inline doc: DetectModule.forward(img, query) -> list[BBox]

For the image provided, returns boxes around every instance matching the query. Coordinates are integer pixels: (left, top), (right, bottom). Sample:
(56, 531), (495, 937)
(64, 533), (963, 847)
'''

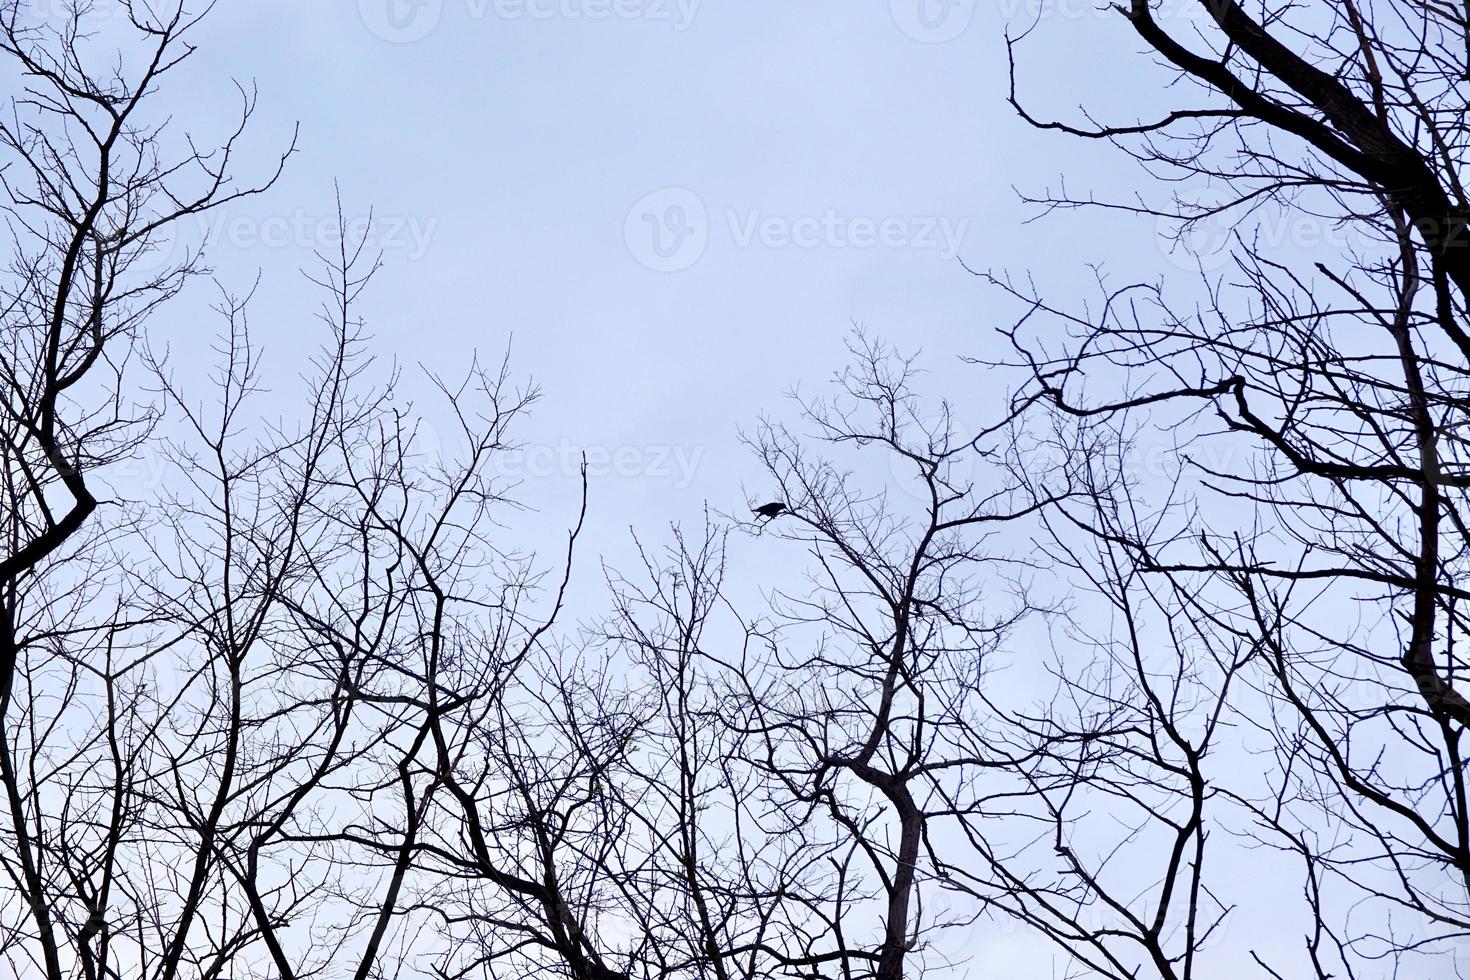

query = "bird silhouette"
(752, 501), (787, 520)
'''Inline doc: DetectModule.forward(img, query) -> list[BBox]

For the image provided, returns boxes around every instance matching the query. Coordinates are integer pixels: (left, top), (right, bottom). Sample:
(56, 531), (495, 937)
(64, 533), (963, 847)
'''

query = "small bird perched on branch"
(752, 501), (787, 520)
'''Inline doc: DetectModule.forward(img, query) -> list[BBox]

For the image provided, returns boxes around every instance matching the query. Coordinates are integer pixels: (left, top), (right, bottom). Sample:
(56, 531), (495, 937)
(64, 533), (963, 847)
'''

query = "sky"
(103, 0), (1184, 569)
(27, 0), (1451, 975)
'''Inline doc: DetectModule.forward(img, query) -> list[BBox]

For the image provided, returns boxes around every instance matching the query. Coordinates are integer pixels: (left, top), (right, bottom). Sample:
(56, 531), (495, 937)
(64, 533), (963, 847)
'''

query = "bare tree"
(0, 8), (595, 979)
(994, 0), (1470, 971)
(0, 3), (293, 976)
(14, 0), (1470, 977)
(708, 334), (1058, 980)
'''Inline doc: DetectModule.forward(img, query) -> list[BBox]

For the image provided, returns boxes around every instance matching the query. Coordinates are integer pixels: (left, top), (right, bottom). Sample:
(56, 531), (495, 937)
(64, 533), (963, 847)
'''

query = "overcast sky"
(37, 1), (1431, 974)
(108, 0), (1185, 556)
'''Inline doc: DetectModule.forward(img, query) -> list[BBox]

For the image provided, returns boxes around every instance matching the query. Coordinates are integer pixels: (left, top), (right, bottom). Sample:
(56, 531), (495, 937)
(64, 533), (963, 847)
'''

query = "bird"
(752, 501), (787, 520)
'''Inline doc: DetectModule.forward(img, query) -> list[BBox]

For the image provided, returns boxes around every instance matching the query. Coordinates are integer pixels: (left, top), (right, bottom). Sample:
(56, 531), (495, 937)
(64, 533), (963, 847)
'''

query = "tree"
(0, 3), (290, 975)
(0, 7), (585, 979)
(996, 0), (1470, 971)
(10, 0), (1470, 977)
